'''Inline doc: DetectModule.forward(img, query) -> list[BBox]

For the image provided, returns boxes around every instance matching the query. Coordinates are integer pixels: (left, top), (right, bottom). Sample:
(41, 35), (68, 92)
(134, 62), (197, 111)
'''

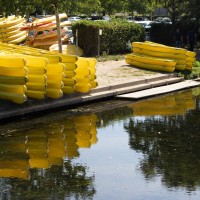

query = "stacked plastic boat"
(125, 41), (196, 72)
(0, 16), (27, 44)
(0, 43), (98, 104)
(20, 13), (71, 49)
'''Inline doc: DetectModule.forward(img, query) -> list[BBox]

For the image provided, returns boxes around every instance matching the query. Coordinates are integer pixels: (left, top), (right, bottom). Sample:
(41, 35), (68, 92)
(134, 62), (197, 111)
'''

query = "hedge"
(72, 19), (145, 57)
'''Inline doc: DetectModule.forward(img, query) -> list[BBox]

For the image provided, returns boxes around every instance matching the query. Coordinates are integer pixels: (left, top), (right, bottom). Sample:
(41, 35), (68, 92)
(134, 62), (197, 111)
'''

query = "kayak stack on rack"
(0, 16), (27, 44)
(20, 13), (71, 49)
(125, 41), (196, 72)
(0, 43), (98, 104)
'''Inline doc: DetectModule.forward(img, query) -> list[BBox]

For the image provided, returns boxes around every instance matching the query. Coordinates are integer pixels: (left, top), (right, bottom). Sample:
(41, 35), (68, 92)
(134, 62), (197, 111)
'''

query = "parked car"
(134, 20), (153, 31)
(154, 17), (172, 24)
(68, 16), (82, 22)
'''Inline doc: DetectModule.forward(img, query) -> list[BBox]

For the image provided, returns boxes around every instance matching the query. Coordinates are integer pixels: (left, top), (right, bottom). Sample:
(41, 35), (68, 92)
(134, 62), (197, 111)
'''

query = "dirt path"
(96, 59), (161, 86)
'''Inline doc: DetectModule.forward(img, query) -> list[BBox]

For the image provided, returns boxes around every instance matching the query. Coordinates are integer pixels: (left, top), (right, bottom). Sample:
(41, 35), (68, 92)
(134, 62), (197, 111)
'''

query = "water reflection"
(0, 114), (97, 199)
(1, 88), (200, 198)
(124, 89), (200, 192)
(128, 89), (196, 116)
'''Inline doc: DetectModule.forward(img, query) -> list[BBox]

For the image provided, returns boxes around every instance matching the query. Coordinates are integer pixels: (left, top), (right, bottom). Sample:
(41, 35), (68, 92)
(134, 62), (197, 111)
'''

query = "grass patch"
(96, 53), (125, 62)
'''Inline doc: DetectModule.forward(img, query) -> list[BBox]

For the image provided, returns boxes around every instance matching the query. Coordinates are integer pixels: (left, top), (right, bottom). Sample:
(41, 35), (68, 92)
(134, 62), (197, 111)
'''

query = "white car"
(134, 21), (152, 31)
(68, 16), (81, 22)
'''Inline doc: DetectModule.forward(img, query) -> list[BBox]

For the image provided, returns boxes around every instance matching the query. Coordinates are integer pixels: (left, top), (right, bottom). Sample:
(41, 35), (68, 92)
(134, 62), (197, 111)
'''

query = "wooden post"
(98, 29), (102, 57)
(76, 29), (78, 56)
(55, 6), (62, 53)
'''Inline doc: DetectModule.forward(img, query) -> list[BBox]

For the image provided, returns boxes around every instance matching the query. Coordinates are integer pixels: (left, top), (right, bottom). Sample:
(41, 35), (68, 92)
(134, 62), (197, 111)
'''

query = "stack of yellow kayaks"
(60, 55), (98, 94)
(186, 51), (196, 71)
(46, 62), (65, 99)
(0, 42), (98, 104)
(25, 55), (48, 100)
(0, 16), (27, 44)
(125, 41), (196, 72)
(74, 58), (91, 93)
(0, 54), (28, 104)
(61, 54), (78, 94)
(88, 58), (98, 89)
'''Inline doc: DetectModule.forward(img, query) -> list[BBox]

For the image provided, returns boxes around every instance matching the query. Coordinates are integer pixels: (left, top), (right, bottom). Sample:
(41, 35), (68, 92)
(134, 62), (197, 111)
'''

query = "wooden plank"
(116, 80), (200, 99)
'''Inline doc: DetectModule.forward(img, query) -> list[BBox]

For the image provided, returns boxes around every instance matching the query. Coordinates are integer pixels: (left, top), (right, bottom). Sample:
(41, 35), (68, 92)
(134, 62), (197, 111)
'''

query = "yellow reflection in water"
(0, 113), (98, 179)
(128, 90), (196, 116)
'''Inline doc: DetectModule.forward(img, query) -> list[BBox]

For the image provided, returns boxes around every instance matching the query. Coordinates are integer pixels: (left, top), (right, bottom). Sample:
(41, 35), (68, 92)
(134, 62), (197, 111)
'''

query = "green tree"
(100, 0), (125, 15)
(157, 0), (190, 25)
(0, 0), (39, 16)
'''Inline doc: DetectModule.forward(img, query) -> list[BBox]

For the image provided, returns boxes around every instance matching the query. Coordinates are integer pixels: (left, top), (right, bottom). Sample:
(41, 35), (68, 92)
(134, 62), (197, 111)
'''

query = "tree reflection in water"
(0, 160), (95, 199)
(124, 90), (200, 192)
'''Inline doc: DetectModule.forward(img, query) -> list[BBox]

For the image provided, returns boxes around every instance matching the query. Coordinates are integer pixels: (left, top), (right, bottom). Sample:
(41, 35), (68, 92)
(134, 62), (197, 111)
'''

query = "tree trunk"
(55, 6), (62, 53)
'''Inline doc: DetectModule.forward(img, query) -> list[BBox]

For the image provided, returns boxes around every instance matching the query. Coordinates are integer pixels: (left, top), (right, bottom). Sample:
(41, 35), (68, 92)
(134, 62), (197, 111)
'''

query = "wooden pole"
(55, 6), (62, 53)
(76, 29), (78, 56)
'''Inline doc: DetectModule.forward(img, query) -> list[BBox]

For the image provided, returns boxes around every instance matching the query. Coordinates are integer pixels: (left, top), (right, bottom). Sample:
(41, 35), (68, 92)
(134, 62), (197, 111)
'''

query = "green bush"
(179, 61), (200, 80)
(150, 23), (173, 45)
(72, 19), (145, 56)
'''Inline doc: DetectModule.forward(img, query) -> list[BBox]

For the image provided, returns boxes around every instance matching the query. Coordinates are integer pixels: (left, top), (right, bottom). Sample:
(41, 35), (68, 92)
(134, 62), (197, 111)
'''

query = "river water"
(1, 87), (200, 199)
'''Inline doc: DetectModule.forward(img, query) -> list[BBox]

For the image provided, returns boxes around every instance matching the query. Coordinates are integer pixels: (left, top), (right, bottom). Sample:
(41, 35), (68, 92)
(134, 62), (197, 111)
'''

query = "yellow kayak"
(125, 58), (175, 72)
(126, 54), (176, 67)
(8, 34), (27, 44)
(75, 77), (90, 84)
(27, 74), (47, 83)
(74, 83), (91, 93)
(87, 58), (97, 68)
(47, 81), (64, 89)
(132, 47), (187, 60)
(46, 89), (63, 99)
(0, 84), (27, 94)
(0, 75), (28, 85)
(26, 82), (46, 91)
(89, 74), (97, 81)
(62, 78), (76, 86)
(132, 42), (187, 54)
(64, 70), (76, 78)
(62, 86), (75, 94)
(186, 51), (196, 58)
(0, 22), (24, 33)
(175, 64), (186, 71)
(26, 90), (46, 100)
(0, 91), (27, 104)
(46, 73), (65, 81)
(27, 66), (46, 74)
(12, 54), (48, 68)
(0, 16), (25, 28)
(46, 63), (65, 73)
(62, 63), (77, 71)
(0, 66), (28, 76)
(76, 57), (90, 68)
(75, 67), (91, 77)
(0, 55), (26, 67)
(89, 80), (98, 88)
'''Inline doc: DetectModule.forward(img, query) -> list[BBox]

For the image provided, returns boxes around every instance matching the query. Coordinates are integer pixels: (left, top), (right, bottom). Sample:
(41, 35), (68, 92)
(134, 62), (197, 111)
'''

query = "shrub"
(72, 19), (145, 56)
